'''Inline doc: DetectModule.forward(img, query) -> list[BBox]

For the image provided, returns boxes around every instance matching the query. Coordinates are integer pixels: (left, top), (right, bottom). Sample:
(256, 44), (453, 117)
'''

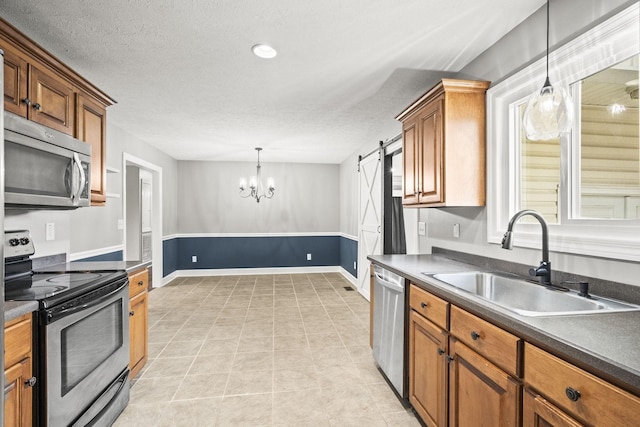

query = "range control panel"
(5, 230), (36, 259)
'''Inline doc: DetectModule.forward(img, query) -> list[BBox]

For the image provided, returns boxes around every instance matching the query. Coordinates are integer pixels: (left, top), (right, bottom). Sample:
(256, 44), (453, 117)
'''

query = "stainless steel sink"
(428, 272), (640, 317)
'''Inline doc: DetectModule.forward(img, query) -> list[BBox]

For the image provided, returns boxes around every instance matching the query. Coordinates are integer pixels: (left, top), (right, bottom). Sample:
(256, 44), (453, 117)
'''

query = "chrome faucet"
(501, 209), (551, 285)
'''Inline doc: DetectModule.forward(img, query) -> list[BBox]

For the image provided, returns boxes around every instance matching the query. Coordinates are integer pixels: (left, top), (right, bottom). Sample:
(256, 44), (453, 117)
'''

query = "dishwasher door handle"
(374, 272), (404, 293)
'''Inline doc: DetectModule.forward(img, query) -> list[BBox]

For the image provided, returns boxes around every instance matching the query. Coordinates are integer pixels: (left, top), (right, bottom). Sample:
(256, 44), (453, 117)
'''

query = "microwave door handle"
(71, 153), (86, 203)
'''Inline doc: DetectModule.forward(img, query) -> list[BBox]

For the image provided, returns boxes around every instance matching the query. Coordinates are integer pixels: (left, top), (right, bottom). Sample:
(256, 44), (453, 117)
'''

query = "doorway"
(122, 153), (163, 289)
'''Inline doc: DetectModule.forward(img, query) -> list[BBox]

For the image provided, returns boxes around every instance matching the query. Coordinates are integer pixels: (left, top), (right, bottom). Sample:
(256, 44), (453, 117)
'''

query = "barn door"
(357, 151), (382, 300)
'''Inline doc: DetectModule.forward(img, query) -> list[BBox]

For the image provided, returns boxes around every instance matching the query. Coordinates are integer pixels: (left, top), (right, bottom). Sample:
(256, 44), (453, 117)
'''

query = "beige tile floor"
(113, 273), (421, 427)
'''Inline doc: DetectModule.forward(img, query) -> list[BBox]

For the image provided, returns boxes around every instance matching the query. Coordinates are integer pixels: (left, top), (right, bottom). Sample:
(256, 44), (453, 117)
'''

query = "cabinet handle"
(565, 387), (581, 402)
(420, 302), (428, 309)
(21, 98), (31, 106)
(32, 103), (42, 111)
(437, 348), (445, 356)
(25, 377), (37, 387)
(470, 331), (481, 341)
(138, 280), (144, 286)
(129, 311), (135, 317)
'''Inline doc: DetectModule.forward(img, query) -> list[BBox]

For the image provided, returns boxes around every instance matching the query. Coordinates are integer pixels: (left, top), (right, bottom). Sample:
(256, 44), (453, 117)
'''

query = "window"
(487, 3), (640, 261)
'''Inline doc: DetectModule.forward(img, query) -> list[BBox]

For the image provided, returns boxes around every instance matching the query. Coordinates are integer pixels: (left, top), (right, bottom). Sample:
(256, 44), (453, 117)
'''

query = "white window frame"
(486, 3), (640, 262)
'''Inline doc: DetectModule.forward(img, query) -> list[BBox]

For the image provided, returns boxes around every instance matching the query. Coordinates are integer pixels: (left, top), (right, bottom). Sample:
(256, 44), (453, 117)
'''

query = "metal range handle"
(45, 279), (128, 323)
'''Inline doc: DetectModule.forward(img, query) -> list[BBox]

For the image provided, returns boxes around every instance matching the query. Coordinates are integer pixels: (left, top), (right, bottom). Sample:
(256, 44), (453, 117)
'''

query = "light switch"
(418, 222), (426, 236)
(453, 223), (460, 238)
(45, 223), (55, 241)
(117, 219), (124, 230)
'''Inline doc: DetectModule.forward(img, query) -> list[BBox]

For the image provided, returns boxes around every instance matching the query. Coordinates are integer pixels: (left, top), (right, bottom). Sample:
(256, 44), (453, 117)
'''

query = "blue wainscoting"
(340, 236), (358, 278)
(78, 250), (123, 262)
(163, 238), (179, 277)
(161, 234), (359, 278)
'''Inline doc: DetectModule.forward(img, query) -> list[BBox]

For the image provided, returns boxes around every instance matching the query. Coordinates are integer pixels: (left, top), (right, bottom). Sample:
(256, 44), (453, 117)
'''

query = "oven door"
(42, 278), (129, 427)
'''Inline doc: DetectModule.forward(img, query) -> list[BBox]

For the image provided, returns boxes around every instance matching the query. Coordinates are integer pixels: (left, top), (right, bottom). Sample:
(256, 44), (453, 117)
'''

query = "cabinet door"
(77, 94), (107, 205)
(129, 290), (148, 379)
(409, 310), (448, 427)
(402, 116), (420, 204)
(523, 389), (583, 427)
(2, 44), (28, 117)
(28, 64), (75, 135)
(449, 338), (520, 427)
(4, 358), (33, 427)
(418, 99), (444, 204)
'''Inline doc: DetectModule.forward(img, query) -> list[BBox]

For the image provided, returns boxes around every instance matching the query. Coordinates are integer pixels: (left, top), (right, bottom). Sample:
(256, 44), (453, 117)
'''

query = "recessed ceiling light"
(252, 44), (277, 59)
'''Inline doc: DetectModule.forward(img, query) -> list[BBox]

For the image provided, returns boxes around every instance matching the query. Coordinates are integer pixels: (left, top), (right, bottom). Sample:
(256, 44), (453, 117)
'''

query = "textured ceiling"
(1, 0), (544, 163)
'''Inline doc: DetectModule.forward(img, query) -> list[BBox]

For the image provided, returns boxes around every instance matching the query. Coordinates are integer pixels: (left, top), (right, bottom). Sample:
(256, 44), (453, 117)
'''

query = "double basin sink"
(425, 271), (640, 317)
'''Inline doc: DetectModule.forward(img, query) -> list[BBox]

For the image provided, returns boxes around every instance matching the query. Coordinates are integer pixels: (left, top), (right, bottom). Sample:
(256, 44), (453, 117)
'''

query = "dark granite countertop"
(368, 254), (640, 396)
(35, 260), (151, 275)
(4, 300), (38, 322)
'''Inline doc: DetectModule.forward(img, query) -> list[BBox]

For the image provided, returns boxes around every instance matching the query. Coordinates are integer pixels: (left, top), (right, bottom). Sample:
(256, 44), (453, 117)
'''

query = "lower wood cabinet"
(449, 338), (520, 427)
(523, 388), (583, 427)
(128, 268), (149, 379)
(408, 284), (521, 427)
(409, 309), (448, 427)
(4, 313), (34, 427)
(524, 343), (640, 427)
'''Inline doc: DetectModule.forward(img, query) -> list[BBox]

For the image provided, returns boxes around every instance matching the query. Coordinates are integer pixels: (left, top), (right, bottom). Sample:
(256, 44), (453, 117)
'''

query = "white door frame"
(122, 153), (163, 288)
(357, 149), (383, 300)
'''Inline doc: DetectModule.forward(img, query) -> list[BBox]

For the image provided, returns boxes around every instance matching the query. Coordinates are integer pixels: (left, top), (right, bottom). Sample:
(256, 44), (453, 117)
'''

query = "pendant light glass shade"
(522, 0), (573, 141)
(523, 77), (574, 140)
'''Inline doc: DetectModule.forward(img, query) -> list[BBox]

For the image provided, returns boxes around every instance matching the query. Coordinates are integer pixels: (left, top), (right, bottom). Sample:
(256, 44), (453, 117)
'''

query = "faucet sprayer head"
(501, 231), (514, 250)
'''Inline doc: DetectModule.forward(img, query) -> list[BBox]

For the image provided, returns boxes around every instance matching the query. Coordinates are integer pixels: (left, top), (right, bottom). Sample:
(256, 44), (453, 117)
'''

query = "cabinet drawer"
(525, 343), (640, 426)
(450, 305), (521, 376)
(5, 313), (32, 367)
(129, 269), (148, 298)
(409, 284), (448, 329)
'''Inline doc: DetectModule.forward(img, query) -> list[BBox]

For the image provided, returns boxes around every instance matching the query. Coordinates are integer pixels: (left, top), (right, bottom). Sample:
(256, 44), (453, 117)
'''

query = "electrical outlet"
(192, 255), (197, 263)
(418, 222), (426, 236)
(307, 253), (312, 261)
(117, 219), (124, 230)
(45, 223), (55, 241)
(453, 223), (460, 238)
(353, 261), (357, 270)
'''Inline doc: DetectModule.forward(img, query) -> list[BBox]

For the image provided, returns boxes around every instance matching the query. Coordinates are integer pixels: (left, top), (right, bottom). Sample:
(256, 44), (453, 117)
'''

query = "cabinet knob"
(129, 311), (135, 317)
(21, 98), (31, 106)
(138, 280), (144, 286)
(437, 348), (445, 356)
(470, 331), (481, 341)
(446, 355), (455, 363)
(25, 377), (37, 387)
(420, 302), (428, 309)
(32, 103), (42, 111)
(565, 387), (581, 402)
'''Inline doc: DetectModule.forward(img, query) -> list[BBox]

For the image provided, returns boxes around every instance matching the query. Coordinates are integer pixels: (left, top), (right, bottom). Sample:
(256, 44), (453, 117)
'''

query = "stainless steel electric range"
(4, 230), (130, 427)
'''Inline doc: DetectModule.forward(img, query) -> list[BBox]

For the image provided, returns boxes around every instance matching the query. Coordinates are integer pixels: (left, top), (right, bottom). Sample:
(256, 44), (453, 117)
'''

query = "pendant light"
(522, 0), (574, 141)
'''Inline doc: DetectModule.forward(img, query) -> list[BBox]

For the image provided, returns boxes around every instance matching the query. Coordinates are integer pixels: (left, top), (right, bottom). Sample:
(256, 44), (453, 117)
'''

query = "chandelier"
(239, 147), (275, 203)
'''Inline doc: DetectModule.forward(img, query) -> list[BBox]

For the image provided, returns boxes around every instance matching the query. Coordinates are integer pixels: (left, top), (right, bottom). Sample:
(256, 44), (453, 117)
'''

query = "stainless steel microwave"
(4, 112), (91, 209)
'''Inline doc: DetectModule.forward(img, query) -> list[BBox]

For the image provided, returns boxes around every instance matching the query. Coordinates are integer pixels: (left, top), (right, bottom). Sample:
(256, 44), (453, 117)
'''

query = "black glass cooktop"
(5, 270), (127, 308)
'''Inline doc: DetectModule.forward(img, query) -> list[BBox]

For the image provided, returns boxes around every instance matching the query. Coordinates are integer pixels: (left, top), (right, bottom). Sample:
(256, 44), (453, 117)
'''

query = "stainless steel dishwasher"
(372, 264), (406, 397)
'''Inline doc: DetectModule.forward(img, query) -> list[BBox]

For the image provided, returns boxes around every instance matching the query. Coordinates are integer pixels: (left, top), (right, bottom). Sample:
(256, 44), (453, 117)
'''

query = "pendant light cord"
(546, 0), (550, 80)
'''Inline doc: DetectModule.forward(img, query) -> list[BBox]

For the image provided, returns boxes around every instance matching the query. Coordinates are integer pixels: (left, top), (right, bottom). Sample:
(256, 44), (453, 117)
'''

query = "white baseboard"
(159, 266), (358, 286)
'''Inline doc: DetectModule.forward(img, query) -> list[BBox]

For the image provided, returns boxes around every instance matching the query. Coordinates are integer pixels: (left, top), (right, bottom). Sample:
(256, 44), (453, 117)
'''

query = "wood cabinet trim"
(0, 17), (115, 106)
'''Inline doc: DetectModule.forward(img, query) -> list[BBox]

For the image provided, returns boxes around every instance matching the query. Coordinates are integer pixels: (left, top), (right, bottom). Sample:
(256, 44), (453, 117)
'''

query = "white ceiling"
(1, 0), (544, 163)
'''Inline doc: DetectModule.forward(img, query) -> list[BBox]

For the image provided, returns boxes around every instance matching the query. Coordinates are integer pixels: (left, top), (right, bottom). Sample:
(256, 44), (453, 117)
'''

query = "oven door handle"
(45, 279), (128, 323)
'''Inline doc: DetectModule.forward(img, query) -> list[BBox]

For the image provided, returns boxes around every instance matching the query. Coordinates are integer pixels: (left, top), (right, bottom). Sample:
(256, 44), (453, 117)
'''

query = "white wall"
(177, 161), (340, 234)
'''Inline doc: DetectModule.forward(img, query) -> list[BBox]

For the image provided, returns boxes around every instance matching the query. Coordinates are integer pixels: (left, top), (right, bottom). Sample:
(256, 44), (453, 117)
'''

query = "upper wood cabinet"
(1, 17), (115, 205)
(396, 79), (490, 207)
(77, 94), (107, 205)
